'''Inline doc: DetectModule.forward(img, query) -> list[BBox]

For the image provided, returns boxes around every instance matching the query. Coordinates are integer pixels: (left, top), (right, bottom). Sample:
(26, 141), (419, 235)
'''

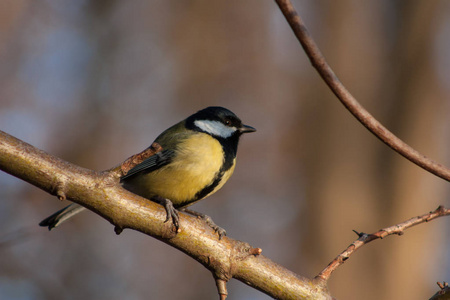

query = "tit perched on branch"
(40, 106), (256, 238)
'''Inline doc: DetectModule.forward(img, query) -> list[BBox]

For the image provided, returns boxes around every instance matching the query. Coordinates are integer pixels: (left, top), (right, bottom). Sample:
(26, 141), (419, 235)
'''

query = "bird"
(39, 106), (256, 238)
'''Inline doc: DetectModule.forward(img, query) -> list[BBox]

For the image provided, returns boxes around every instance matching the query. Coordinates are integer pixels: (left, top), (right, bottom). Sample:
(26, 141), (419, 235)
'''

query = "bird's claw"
(153, 196), (180, 232)
(180, 208), (226, 239)
(203, 215), (226, 240)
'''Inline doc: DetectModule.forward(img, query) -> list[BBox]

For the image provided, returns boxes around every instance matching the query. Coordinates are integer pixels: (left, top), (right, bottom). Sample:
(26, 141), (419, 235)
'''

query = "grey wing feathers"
(120, 149), (175, 180)
(39, 203), (86, 230)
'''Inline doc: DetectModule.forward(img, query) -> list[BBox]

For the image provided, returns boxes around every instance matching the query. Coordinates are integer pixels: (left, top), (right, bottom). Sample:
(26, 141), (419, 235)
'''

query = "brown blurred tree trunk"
(297, 1), (447, 300)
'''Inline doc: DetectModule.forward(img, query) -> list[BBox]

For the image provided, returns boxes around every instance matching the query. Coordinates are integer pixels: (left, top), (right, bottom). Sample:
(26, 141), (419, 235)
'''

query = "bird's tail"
(39, 203), (86, 230)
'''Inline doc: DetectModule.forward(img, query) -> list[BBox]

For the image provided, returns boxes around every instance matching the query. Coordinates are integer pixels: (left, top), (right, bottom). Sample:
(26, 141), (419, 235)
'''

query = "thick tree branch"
(274, 0), (450, 181)
(315, 206), (450, 281)
(0, 130), (331, 300)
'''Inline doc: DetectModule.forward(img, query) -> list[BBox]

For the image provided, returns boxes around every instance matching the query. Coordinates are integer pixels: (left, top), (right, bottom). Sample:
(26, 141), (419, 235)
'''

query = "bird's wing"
(120, 149), (176, 180)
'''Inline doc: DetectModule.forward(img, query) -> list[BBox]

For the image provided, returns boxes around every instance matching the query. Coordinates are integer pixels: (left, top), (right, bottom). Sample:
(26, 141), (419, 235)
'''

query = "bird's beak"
(238, 124), (256, 134)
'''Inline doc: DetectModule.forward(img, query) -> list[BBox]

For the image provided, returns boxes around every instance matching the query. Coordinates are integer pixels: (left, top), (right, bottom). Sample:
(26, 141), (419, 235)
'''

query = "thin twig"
(315, 206), (450, 281)
(274, 0), (450, 182)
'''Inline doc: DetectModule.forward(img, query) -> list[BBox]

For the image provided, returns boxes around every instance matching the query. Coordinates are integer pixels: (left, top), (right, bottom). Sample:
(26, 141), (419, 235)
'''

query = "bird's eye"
(224, 119), (231, 126)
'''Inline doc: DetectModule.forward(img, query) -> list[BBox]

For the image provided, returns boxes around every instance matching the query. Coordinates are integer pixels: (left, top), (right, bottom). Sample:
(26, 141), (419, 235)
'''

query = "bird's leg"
(151, 196), (180, 231)
(179, 208), (226, 239)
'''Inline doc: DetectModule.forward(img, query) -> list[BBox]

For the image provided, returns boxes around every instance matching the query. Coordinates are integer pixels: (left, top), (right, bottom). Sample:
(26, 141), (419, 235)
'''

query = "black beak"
(238, 124), (256, 134)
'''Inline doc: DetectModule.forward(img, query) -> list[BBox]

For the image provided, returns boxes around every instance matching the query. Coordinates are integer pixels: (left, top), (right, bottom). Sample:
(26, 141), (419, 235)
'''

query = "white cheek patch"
(194, 120), (236, 138)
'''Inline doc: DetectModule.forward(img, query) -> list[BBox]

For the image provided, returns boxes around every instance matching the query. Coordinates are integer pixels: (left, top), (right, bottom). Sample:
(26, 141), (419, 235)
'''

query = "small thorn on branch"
(249, 247), (262, 256)
(436, 205), (445, 213)
(55, 182), (68, 201)
(352, 230), (368, 239)
(114, 226), (123, 235)
(215, 278), (228, 300)
(56, 190), (66, 201)
(437, 281), (448, 289)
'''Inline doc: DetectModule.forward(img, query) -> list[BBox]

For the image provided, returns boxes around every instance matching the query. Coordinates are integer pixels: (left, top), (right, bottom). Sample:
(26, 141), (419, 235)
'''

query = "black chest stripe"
(190, 169), (225, 204)
(192, 136), (237, 202)
(179, 138), (236, 207)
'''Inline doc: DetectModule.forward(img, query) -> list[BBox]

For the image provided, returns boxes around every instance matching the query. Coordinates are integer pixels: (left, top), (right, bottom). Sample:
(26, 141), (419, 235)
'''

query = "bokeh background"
(0, 1), (449, 299)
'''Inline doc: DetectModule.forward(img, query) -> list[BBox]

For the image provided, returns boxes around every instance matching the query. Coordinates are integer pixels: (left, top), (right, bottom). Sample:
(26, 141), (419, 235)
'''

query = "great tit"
(40, 106), (256, 237)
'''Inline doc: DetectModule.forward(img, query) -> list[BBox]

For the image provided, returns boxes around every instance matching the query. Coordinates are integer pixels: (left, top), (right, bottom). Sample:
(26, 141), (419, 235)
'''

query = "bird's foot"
(180, 208), (226, 240)
(152, 196), (180, 232)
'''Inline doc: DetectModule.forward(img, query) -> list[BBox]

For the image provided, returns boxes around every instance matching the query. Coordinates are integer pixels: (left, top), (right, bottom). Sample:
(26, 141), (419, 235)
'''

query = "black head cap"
(186, 106), (256, 137)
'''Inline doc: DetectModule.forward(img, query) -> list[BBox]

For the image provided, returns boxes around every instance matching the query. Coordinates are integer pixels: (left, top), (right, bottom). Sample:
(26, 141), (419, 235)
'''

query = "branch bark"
(0, 130), (331, 300)
(274, 0), (450, 182)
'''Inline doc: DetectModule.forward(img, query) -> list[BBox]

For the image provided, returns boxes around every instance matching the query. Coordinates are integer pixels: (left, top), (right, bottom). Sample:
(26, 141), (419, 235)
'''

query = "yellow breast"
(124, 133), (234, 207)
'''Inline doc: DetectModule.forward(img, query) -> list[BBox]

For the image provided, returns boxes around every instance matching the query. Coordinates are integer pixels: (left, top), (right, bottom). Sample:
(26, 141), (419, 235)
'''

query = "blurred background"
(0, 1), (449, 299)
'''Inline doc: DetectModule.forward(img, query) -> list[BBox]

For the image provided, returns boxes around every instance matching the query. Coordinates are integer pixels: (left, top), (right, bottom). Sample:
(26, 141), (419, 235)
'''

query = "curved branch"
(315, 205), (450, 281)
(274, 0), (450, 182)
(0, 130), (331, 300)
